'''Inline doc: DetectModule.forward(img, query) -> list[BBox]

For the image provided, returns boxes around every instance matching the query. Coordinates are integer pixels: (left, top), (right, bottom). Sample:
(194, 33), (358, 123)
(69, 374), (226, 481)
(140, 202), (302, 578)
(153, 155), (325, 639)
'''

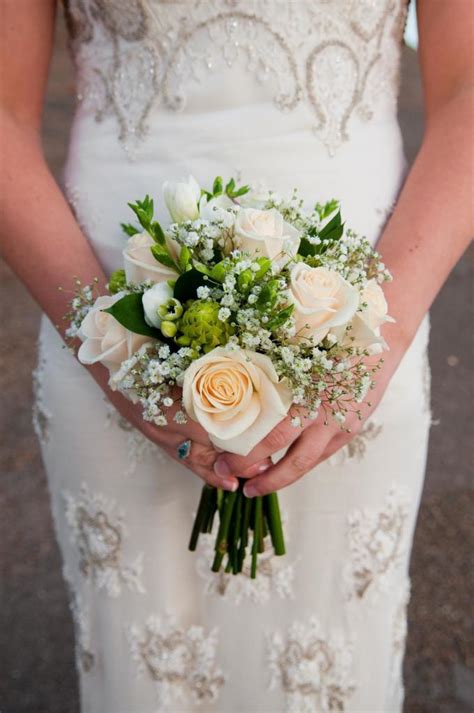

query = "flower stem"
(211, 489), (238, 572)
(251, 496), (263, 579)
(188, 484), (215, 551)
(263, 492), (286, 556)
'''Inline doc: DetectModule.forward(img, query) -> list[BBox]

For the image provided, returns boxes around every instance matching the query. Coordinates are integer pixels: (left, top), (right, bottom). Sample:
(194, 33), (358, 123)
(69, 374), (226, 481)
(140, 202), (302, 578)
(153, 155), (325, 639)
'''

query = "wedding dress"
(35, 1), (432, 711)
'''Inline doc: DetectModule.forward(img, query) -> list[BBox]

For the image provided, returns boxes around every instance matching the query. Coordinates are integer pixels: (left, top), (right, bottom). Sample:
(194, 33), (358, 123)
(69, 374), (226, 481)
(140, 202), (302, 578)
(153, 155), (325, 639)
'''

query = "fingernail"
(243, 484), (258, 498)
(258, 462), (271, 473)
(214, 458), (231, 478)
(223, 479), (238, 492)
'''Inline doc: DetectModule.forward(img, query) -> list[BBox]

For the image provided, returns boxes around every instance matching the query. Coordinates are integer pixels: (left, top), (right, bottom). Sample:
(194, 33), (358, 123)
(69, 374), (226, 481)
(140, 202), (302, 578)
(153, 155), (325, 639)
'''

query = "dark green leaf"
(103, 293), (160, 338)
(173, 268), (208, 302)
(319, 210), (341, 239)
(298, 237), (317, 258)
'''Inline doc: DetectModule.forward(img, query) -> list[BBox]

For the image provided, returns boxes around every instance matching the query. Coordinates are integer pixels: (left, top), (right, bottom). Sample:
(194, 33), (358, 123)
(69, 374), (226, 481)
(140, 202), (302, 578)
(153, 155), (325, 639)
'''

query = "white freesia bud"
(163, 175), (201, 223)
(142, 282), (174, 328)
(288, 264), (359, 344)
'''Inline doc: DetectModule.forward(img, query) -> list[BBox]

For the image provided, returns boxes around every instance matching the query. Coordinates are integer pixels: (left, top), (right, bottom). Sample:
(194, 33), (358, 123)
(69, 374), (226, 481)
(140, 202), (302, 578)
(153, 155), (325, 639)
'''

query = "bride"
(1, 1), (472, 711)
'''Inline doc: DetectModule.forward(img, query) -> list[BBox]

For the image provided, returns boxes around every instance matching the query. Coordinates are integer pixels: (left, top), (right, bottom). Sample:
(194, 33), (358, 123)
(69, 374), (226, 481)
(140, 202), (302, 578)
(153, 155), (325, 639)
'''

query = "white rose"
(233, 208), (300, 262)
(288, 264), (359, 344)
(333, 279), (393, 354)
(199, 194), (236, 226)
(142, 282), (174, 328)
(182, 347), (292, 456)
(78, 294), (149, 374)
(123, 231), (178, 284)
(163, 175), (201, 223)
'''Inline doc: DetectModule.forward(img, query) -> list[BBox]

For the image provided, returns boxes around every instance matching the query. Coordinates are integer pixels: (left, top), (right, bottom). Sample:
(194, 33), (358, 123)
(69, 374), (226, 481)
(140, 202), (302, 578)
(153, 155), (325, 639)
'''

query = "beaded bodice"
(63, 0), (408, 155)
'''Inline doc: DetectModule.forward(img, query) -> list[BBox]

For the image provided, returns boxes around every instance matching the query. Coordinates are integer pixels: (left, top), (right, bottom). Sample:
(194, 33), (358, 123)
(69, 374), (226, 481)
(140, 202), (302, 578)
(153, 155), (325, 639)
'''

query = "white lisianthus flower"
(182, 347), (292, 455)
(163, 175), (201, 223)
(142, 282), (174, 328)
(123, 231), (178, 284)
(78, 294), (150, 374)
(288, 263), (359, 344)
(233, 207), (300, 263)
(332, 279), (394, 354)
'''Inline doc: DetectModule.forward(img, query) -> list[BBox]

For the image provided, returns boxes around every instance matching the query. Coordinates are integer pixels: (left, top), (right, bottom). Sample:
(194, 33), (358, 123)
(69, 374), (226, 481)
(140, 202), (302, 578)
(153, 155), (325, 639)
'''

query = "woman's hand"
(213, 347), (403, 497)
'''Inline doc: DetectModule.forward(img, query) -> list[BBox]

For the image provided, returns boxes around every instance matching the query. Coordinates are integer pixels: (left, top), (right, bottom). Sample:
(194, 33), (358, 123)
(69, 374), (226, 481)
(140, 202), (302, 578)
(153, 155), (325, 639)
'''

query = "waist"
(64, 106), (406, 274)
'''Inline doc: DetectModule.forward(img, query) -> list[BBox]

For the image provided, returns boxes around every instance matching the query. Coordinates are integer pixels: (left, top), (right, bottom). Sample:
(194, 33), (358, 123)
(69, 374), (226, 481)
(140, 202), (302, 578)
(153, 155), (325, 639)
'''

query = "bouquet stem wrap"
(189, 482), (285, 578)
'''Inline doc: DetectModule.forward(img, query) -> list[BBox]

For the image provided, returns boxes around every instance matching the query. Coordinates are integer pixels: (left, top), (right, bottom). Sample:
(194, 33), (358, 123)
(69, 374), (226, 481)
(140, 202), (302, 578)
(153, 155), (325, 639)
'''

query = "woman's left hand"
(213, 347), (404, 497)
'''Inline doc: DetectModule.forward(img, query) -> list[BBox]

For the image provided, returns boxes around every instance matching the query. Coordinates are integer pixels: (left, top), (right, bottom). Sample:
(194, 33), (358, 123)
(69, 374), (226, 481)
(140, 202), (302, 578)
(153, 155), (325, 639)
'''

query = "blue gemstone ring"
(177, 439), (192, 460)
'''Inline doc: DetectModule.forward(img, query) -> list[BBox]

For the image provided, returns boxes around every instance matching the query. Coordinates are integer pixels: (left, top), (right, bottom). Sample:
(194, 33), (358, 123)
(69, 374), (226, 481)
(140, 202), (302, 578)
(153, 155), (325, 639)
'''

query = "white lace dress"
(35, 2), (432, 711)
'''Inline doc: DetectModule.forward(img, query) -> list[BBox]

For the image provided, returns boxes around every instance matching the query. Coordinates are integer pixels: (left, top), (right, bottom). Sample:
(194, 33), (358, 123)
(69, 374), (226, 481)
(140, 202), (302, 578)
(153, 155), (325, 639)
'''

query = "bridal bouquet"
(67, 175), (392, 578)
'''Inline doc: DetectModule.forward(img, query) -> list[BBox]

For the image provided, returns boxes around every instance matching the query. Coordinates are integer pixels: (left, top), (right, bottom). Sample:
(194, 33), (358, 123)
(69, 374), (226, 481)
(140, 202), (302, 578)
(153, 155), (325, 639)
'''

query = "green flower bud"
(158, 297), (183, 321)
(177, 300), (234, 352)
(108, 269), (126, 294)
(210, 261), (228, 283)
(160, 320), (178, 338)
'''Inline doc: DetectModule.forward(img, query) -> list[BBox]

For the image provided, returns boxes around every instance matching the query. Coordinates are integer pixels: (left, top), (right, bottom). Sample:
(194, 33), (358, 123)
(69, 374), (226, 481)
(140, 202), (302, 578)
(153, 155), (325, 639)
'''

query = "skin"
(1, 2), (472, 497)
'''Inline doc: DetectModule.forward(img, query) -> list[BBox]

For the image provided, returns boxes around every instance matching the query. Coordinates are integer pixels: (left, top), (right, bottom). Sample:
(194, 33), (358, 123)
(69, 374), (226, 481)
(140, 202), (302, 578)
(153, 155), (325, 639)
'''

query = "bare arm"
(214, 0), (474, 494)
(0, 1), (236, 490)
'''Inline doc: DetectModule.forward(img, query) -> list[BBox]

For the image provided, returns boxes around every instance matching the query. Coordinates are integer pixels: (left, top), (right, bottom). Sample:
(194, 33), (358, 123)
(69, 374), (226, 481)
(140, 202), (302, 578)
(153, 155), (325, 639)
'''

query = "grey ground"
(0, 13), (473, 713)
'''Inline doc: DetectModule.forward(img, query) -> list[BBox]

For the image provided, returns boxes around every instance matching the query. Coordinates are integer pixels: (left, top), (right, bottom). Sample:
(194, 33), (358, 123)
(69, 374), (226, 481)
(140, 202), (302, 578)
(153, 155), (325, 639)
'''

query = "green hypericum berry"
(108, 269), (126, 294)
(176, 300), (234, 353)
(160, 321), (178, 338)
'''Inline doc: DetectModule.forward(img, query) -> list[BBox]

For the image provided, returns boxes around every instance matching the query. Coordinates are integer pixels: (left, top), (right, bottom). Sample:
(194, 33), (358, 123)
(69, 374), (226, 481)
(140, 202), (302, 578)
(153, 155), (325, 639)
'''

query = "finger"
(242, 428), (329, 497)
(239, 458), (273, 478)
(213, 416), (301, 478)
(160, 441), (239, 492)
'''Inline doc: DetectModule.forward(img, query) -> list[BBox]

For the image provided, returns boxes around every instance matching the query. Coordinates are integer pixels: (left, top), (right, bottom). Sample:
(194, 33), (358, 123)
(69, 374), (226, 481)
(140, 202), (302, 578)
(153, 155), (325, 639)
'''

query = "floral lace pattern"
(196, 531), (296, 604)
(104, 400), (170, 477)
(389, 578), (410, 697)
(328, 419), (383, 466)
(128, 614), (225, 708)
(63, 0), (408, 155)
(267, 616), (355, 712)
(64, 482), (145, 597)
(344, 484), (410, 600)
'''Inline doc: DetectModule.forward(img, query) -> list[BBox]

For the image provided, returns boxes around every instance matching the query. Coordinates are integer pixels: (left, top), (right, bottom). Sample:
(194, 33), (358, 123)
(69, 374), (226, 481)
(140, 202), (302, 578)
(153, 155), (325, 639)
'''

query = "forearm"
(378, 88), (473, 354)
(0, 112), (108, 332)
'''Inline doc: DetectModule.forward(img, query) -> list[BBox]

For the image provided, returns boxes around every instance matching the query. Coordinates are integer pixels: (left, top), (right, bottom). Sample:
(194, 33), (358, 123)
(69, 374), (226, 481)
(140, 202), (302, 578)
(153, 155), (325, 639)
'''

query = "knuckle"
(265, 427), (290, 453)
(290, 452), (315, 474)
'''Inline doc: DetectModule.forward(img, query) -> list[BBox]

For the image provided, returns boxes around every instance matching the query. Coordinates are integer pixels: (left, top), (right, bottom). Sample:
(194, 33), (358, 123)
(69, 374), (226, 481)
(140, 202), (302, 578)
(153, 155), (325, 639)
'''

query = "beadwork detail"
(267, 616), (356, 712)
(196, 531), (295, 604)
(64, 572), (96, 674)
(128, 615), (225, 708)
(64, 482), (145, 597)
(344, 484), (410, 600)
(62, 0), (408, 155)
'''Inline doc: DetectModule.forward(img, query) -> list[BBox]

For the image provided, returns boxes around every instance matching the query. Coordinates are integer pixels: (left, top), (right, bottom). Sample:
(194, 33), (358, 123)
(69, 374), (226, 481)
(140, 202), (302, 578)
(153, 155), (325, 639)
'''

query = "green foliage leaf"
(315, 199), (339, 221)
(103, 293), (159, 338)
(298, 237), (317, 258)
(256, 280), (279, 310)
(212, 176), (223, 195)
(128, 195), (154, 232)
(149, 220), (166, 245)
(178, 245), (192, 273)
(151, 244), (177, 270)
(121, 223), (140, 237)
(173, 268), (208, 302)
(319, 210), (344, 240)
(266, 304), (295, 331)
(108, 269), (126, 294)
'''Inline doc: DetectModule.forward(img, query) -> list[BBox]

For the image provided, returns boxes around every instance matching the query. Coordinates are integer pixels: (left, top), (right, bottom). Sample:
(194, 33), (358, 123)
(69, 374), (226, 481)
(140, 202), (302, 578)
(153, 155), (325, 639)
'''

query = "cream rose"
(333, 279), (393, 354)
(123, 231), (178, 284)
(289, 263), (359, 344)
(163, 175), (201, 223)
(233, 208), (300, 262)
(182, 347), (292, 455)
(78, 294), (149, 374)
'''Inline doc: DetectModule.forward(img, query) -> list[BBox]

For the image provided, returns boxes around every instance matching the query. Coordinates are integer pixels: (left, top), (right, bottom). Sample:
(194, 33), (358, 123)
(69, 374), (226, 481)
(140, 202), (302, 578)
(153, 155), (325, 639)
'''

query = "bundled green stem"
(188, 480), (286, 579)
